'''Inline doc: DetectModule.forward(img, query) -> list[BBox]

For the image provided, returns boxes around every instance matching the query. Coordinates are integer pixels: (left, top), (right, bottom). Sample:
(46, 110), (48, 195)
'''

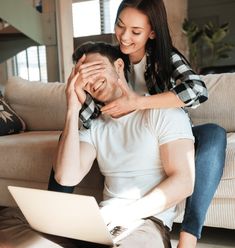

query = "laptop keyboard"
(110, 226), (127, 238)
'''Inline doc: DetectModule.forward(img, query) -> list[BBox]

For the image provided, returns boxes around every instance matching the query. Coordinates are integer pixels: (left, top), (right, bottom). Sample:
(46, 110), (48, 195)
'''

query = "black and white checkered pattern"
(79, 92), (101, 129)
(170, 52), (208, 109)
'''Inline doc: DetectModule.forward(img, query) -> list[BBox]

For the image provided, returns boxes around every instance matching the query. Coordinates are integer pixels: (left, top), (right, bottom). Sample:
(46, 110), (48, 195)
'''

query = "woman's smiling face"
(115, 7), (155, 63)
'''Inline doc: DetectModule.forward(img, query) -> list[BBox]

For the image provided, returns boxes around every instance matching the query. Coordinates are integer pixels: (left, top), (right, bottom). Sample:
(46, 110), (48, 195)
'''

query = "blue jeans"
(48, 123), (227, 240)
(181, 123), (227, 239)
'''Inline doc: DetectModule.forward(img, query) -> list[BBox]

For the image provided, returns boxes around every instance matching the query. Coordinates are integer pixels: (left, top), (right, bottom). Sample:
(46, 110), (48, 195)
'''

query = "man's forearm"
(105, 172), (194, 226)
(125, 173), (193, 221)
(54, 108), (82, 186)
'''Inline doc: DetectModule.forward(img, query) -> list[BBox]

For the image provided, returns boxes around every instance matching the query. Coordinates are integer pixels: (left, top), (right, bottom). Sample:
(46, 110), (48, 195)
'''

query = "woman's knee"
(206, 123), (226, 138)
(194, 123), (225, 134)
(193, 123), (226, 144)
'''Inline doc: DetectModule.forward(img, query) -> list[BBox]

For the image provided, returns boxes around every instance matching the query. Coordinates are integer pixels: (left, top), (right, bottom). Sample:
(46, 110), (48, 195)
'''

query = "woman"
(49, 0), (226, 247)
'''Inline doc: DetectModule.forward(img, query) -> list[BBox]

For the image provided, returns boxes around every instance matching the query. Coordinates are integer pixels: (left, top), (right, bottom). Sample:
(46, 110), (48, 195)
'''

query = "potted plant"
(182, 19), (234, 73)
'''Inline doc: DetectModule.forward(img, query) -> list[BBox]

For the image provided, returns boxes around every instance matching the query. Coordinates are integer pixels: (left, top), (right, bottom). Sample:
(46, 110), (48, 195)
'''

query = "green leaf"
(212, 30), (227, 43)
(192, 30), (203, 43)
(182, 19), (234, 70)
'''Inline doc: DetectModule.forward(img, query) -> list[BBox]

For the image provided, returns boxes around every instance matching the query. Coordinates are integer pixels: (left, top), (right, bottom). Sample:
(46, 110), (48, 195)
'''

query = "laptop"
(8, 186), (144, 246)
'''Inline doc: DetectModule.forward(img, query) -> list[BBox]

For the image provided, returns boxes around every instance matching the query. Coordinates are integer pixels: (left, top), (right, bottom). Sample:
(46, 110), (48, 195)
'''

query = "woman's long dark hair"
(115, 0), (174, 91)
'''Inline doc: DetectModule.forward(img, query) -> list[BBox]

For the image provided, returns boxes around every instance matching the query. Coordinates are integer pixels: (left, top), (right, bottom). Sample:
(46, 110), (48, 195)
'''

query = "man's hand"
(100, 203), (140, 227)
(74, 56), (106, 102)
(73, 54), (87, 104)
(66, 67), (82, 113)
(101, 79), (143, 117)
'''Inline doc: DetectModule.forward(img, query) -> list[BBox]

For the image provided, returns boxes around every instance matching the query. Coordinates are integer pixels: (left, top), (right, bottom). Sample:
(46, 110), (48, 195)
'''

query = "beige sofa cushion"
(0, 131), (60, 182)
(189, 73), (235, 132)
(0, 130), (104, 189)
(4, 77), (66, 131)
(215, 133), (235, 199)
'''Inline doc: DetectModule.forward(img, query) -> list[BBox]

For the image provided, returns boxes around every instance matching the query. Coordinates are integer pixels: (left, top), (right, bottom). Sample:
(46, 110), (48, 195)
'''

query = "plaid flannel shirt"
(79, 51), (208, 128)
(169, 51), (208, 108)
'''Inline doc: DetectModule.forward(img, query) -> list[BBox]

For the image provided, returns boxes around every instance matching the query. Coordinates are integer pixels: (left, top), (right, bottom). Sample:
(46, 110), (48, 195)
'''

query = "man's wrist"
(75, 87), (86, 104)
(67, 105), (81, 116)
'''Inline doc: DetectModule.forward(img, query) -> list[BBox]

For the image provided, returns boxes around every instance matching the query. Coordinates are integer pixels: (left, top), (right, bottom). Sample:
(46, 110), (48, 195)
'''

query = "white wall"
(189, 0), (235, 66)
(55, 0), (74, 83)
(164, 0), (188, 56)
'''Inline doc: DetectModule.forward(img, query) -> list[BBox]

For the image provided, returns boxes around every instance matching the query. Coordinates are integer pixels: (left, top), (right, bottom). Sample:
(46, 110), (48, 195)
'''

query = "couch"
(0, 75), (234, 230)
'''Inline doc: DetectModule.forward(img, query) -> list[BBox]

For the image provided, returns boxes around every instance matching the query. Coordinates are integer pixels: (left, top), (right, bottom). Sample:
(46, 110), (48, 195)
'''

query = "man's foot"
(177, 231), (197, 248)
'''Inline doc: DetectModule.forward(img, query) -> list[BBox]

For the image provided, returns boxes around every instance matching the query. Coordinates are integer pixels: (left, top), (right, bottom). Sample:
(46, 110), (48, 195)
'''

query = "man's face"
(83, 53), (122, 103)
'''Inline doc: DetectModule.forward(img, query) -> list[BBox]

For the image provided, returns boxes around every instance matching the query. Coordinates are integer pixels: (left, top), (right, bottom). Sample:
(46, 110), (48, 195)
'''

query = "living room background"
(0, 0), (235, 88)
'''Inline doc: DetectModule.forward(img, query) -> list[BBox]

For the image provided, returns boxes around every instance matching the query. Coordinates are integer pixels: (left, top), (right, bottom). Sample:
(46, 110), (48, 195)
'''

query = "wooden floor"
(0, 207), (234, 247)
(171, 224), (235, 248)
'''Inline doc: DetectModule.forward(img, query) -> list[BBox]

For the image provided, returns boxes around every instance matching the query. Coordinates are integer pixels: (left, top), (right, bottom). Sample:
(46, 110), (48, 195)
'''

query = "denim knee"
(193, 123), (226, 139)
(193, 123), (227, 160)
(205, 123), (226, 139)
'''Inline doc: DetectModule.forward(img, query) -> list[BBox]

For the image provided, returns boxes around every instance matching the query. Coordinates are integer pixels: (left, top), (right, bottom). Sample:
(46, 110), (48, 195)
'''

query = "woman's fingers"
(101, 102), (116, 112)
(117, 78), (129, 95)
(102, 107), (122, 117)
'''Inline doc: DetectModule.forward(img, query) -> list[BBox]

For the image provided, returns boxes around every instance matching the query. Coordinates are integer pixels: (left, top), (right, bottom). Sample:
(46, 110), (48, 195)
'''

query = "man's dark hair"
(73, 41), (128, 77)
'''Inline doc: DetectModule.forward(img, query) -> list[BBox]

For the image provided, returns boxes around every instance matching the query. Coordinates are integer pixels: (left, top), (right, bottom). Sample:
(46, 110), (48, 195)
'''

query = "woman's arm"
(169, 51), (208, 108)
(101, 51), (208, 117)
(100, 79), (185, 117)
(139, 51), (209, 109)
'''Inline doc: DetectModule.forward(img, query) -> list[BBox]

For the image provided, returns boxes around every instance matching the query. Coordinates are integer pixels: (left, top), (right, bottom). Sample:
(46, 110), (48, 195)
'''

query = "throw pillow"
(0, 91), (26, 136)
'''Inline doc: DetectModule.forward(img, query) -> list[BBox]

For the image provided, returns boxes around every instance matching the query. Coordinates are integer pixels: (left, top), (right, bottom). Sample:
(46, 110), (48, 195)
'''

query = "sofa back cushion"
(4, 77), (66, 131)
(5, 73), (235, 132)
(189, 73), (235, 132)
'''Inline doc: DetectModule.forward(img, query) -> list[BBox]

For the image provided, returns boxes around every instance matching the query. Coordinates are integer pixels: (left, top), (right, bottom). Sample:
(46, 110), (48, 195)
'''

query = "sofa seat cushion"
(0, 131), (61, 182)
(0, 131), (104, 193)
(214, 133), (235, 199)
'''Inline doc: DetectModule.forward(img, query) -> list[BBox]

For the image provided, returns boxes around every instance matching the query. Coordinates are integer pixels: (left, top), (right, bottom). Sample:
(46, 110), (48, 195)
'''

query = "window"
(13, 46), (47, 82)
(72, 0), (122, 37)
(73, 0), (101, 37)
(103, 0), (122, 33)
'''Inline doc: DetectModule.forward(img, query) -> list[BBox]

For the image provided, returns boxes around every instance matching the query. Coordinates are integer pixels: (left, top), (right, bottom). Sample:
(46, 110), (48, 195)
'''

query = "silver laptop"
(8, 186), (143, 246)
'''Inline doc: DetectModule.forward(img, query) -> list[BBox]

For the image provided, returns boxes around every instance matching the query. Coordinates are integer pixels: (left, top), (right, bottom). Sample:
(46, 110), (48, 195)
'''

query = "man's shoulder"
(144, 108), (193, 142)
(144, 108), (190, 129)
(146, 107), (186, 119)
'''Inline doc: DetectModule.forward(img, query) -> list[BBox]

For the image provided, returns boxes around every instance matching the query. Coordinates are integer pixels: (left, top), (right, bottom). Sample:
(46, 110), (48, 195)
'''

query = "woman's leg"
(179, 123), (226, 246)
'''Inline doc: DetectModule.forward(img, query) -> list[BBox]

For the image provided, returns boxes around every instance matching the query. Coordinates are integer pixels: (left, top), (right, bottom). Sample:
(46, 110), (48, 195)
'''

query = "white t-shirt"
(130, 55), (148, 95)
(79, 108), (194, 229)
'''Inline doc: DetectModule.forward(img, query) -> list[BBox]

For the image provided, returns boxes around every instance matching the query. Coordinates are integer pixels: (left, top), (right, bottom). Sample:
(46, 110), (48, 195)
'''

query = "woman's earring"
(149, 32), (156, 40)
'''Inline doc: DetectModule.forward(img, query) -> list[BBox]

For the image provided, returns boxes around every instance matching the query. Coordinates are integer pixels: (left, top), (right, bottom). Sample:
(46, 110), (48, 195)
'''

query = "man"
(0, 42), (194, 248)
(51, 42), (195, 248)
